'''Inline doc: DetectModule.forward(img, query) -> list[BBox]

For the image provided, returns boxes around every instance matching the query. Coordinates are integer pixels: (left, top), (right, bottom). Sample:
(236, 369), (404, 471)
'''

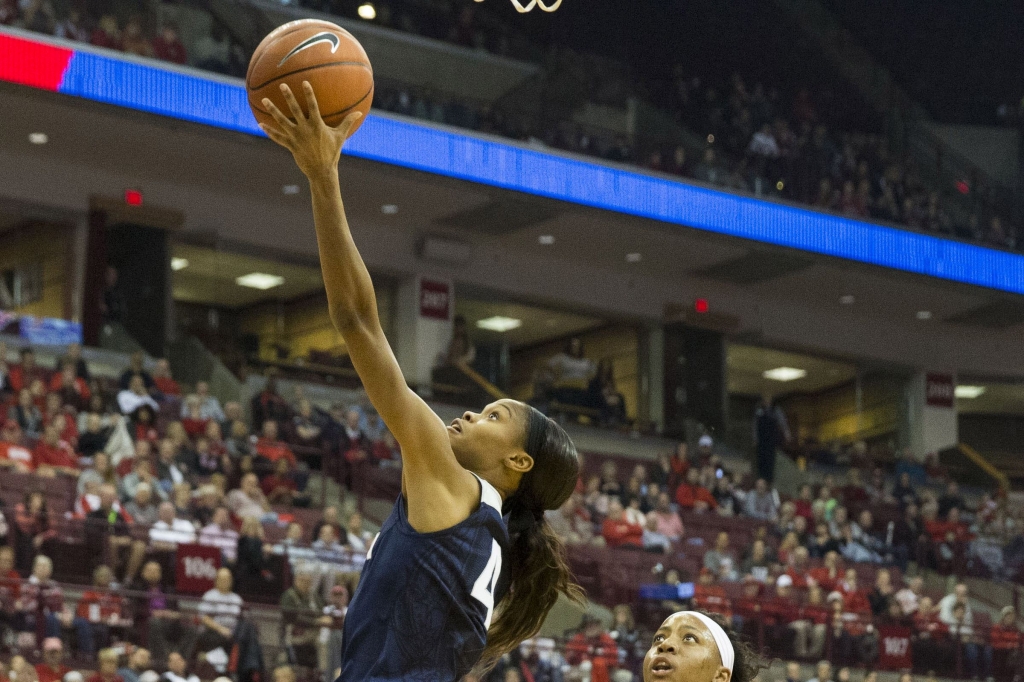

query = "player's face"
(643, 613), (730, 682)
(448, 399), (529, 474)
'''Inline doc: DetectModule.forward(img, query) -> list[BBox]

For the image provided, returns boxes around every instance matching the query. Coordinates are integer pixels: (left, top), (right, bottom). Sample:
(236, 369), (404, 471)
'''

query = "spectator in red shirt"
(32, 423), (79, 475)
(250, 375), (291, 430)
(73, 565), (124, 655)
(90, 14), (121, 50)
(262, 458), (301, 505)
(152, 23), (187, 64)
(792, 583), (829, 659)
(925, 506), (972, 543)
(181, 395), (209, 439)
(763, 574), (801, 655)
(35, 637), (71, 682)
(371, 430), (401, 464)
(565, 615), (620, 682)
(841, 468), (869, 506)
(674, 468), (717, 512)
(809, 550), (843, 591)
(338, 408), (371, 464)
(732, 577), (763, 637)
(837, 568), (871, 615)
(600, 498), (643, 549)
(794, 483), (815, 521)
(991, 606), (1021, 681)
(255, 420), (297, 467)
(152, 359), (181, 397)
(692, 568), (731, 619)
(0, 419), (33, 472)
(912, 595), (950, 671)
(667, 442), (690, 494)
(87, 648), (123, 682)
(9, 348), (48, 393)
(49, 361), (90, 410)
(786, 546), (813, 587)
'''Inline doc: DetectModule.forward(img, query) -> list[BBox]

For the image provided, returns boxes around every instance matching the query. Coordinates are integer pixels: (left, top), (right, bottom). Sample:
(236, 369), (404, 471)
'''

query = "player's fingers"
(335, 111), (363, 138)
(262, 98), (295, 130)
(280, 84), (306, 124)
(259, 123), (292, 149)
(301, 81), (322, 124)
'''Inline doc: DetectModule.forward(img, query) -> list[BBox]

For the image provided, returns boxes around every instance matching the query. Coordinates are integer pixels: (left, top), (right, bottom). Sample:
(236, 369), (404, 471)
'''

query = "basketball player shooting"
(259, 82), (583, 681)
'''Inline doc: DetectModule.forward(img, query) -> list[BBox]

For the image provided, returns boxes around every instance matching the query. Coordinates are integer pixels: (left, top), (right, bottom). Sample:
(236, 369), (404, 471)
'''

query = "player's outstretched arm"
(260, 83), (476, 531)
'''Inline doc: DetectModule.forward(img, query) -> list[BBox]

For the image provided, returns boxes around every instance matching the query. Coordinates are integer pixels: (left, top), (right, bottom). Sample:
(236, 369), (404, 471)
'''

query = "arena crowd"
(0, 339), (1021, 682)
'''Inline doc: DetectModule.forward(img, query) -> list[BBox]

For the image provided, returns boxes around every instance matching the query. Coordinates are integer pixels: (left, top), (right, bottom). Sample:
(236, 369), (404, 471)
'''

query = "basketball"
(247, 19), (373, 135)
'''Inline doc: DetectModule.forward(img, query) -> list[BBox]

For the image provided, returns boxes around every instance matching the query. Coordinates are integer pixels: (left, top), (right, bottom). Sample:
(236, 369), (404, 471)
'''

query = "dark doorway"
(106, 223), (169, 356)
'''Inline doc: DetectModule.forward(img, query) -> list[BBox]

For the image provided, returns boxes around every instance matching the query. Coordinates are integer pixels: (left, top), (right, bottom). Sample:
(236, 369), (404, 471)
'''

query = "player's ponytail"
(481, 406), (584, 669)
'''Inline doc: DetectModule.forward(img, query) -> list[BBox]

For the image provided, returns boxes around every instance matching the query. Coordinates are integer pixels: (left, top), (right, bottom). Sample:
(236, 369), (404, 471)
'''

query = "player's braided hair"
(479, 405), (584, 669)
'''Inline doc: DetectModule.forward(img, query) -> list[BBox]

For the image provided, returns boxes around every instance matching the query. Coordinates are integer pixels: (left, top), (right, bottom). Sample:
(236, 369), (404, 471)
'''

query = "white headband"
(674, 611), (734, 673)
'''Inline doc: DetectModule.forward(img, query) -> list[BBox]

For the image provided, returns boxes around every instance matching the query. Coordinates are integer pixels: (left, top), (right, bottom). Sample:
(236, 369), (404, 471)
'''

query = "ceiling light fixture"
(954, 385), (986, 399)
(358, 2), (376, 19)
(381, 204), (399, 215)
(626, 252), (642, 263)
(538, 235), (555, 245)
(476, 316), (522, 332)
(170, 258), (189, 271)
(28, 132), (48, 144)
(840, 295), (855, 305)
(282, 185), (300, 195)
(236, 273), (285, 290)
(763, 367), (807, 382)
(916, 310), (932, 320)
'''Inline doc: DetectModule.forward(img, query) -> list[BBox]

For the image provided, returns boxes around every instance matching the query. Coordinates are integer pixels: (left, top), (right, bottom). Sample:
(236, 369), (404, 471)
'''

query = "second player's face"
(448, 399), (527, 474)
(643, 613), (730, 682)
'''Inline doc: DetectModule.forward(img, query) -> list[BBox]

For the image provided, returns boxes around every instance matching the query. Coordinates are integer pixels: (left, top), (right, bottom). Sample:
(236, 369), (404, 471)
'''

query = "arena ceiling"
(2, 80), (1024, 380)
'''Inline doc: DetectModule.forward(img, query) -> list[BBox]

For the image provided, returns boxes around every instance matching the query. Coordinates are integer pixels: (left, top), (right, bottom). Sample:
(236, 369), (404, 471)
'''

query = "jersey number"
(470, 540), (502, 629)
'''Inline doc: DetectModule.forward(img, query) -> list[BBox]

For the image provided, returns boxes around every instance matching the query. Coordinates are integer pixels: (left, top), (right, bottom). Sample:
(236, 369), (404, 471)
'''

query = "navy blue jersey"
(340, 474), (509, 682)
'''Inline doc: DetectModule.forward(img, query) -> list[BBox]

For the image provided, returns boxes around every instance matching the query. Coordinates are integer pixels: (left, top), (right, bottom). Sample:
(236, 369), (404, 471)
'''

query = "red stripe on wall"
(0, 32), (73, 91)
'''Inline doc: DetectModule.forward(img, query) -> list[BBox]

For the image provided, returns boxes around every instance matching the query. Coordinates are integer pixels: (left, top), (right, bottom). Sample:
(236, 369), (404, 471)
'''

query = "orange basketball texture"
(247, 19), (374, 135)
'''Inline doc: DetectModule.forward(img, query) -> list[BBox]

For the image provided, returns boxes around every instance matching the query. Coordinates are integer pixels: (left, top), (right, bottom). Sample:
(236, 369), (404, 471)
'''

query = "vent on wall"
(416, 235), (473, 266)
(693, 251), (813, 285)
(433, 199), (559, 235)
(944, 300), (1024, 329)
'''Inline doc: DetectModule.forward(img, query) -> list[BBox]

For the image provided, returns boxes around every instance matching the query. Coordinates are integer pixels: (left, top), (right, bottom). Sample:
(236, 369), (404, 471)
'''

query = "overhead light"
(236, 273), (284, 290)
(381, 204), (398, 215)
(170, 258), (189, 271)
(282, 184), (300, 195)
(763, 367), (807, 382)
(538, 235), (555, 245)
(955, 385), (986, 399)
(840, 295), (855, 305)
(358, 2), (376, 19)
(626, 252), (642, 263)
(476, 316), (522, 332)
(776, 181), (784, 191)
(28, 132), (48, 144)
(706, 134), (714, 144)
(916, 310), (932, 320)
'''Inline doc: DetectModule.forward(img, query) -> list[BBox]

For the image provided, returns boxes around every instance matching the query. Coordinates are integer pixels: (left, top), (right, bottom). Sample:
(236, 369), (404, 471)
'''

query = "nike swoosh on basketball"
(277, 32), (341, 67)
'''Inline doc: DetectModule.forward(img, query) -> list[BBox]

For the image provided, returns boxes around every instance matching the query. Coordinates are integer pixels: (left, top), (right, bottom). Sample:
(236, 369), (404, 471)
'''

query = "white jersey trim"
(471, 473), (503, 514)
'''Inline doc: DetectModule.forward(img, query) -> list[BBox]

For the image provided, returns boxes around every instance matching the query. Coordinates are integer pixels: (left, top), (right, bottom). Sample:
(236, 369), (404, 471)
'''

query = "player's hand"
(260, 82), (362, 178)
